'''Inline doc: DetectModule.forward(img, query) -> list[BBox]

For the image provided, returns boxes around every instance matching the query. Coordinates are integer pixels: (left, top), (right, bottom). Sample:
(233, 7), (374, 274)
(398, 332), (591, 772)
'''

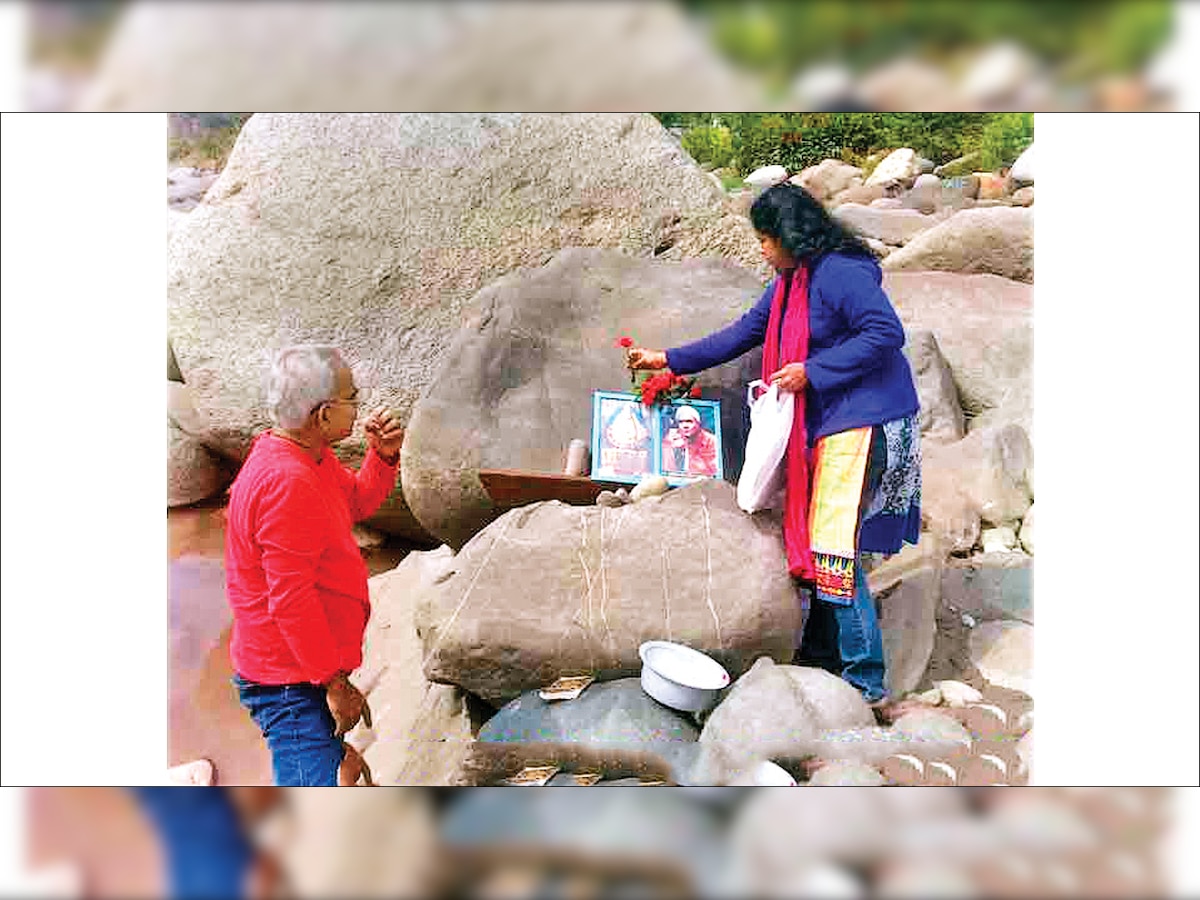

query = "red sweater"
(225, 431), (398, 686)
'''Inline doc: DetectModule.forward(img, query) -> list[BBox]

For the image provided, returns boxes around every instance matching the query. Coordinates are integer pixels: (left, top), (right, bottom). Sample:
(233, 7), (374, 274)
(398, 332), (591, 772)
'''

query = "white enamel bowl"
(638, 640), (731, 713)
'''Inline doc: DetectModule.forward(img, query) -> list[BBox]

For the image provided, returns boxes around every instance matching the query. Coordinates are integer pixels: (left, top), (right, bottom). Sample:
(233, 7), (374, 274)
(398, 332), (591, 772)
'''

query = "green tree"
(978, 113), (1033, 170)
(681, 125), (735, 169)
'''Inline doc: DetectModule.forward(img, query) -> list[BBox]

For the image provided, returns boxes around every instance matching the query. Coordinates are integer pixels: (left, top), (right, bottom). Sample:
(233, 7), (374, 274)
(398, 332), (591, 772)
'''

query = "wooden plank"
(478, 469), (624, 508)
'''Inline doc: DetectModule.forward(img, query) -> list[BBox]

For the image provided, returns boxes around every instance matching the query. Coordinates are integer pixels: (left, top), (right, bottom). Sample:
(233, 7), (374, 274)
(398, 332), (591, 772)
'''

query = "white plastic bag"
(736, 379), (794, 513)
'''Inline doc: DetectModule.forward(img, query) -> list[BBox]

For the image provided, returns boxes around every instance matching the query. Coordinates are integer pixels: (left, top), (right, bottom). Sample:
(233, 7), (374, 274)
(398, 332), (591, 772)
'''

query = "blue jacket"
(665, 252), (919, 442)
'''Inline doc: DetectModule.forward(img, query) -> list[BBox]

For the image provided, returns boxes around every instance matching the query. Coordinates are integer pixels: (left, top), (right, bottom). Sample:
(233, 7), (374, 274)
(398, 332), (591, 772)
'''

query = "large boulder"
(350, 546), (478, 785)
(166, 113), (758, 540)
(472, 678), (700, 782)
(882, 207), (1033, 283)
(82, 3), (755, 111)
(968, 621), (1032, 696)
(923, 424), (1034, 533)
(941, 554), (1032, 625)
(402, 248), (766, 547)
(884, 271), (1032, 426)
(793, 159), (863, 202)
(902, 329), (965, 444)
(833, 203), (942, 246)
(1010, 142), (1035, 184)
(415, 479), (799, 705)
(829, 182), (888, 208)
(693, 657), (874, 783)
(869, 544), (945, 697)
(864, 148), (922, 186)
(269, 791), (439, 897)
(903, 173), (943, 215)
(167, 383), (233, 507)
(438, 789), (728, 894)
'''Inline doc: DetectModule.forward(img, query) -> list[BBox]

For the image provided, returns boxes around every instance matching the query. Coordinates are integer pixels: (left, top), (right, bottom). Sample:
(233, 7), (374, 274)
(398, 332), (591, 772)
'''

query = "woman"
(628, 183), (921, 713)
(225, 344), (403, 785)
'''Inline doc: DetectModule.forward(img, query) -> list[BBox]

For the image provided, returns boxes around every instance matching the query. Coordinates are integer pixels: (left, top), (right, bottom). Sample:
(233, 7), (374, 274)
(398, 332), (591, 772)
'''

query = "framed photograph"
(656, 398), (724, 486)
(591, 392), (655, 484)
(590, 392), (723, 486)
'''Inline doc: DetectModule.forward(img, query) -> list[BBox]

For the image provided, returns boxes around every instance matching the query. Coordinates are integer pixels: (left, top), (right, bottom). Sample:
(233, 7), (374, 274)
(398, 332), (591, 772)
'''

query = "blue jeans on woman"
(234, 676), (344, 786)
(796, 560), (888, 703)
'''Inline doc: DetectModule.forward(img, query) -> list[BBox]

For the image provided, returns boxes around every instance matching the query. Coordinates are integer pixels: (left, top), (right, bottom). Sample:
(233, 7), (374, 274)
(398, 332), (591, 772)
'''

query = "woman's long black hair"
(750, 182), (874, 264)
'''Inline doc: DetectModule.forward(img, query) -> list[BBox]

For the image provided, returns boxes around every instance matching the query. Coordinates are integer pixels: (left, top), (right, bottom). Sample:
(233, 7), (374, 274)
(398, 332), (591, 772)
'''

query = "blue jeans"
(796, 560), (888, 703)
(234, 676), (344, 786)
(128, 788), (253, 899)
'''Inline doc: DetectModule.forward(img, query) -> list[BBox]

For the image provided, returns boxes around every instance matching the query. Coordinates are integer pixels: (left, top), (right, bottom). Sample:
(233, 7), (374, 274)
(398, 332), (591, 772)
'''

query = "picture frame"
(590, 391), (723, 486)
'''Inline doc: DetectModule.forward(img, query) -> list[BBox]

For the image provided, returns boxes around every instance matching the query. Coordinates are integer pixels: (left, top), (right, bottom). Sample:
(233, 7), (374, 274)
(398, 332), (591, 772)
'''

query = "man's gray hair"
(266, 344), (347, 429)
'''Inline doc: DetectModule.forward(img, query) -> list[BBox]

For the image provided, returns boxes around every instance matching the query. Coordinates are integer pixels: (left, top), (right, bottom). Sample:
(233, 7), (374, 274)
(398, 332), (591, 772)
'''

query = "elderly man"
(662, 405), (718, 477)
(225, 344), (402, 786)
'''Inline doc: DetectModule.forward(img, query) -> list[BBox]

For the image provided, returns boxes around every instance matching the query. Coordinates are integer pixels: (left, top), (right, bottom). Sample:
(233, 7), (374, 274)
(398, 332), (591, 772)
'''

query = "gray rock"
(439, 789), (728, 893)
(401, 248), (765, 547)
(166, 113), (756, 541)
(980, 526), (1019, 553)
(1011, 186), (1034, 207)
(167, 382), (232, 507)
(807, 760), (885, 786)
(692, 657), (875, 783)
(793, 158), (863, 202)
(884, 271), (1032, 428)
(903, 329), (965, 444)
(904, 173), (942, 214)
(83, 3), (756, 112)
(941, 554), (1033, 625)
(478, 678), (700, 780)
(882, 207), (1033, 283)
(865, 148), (922, 187)
(829, 182), (887, 208)
(934, 152), (981, 178)
(415, 480), (799, 704)
(869, 197), (904, 210)
(968, 620), (1033, 696)
(1018, 504), (1034, 554)
(869, 544), (944, 697)
(168, 417), (232, 507)
(167, 337), (183, 383)
(596, 490), (626, 508)
(629, 475), (669, 502)
(923, 424), (1033, 532)
(354, 546), (477, 785)
(833, 203), (937, 246)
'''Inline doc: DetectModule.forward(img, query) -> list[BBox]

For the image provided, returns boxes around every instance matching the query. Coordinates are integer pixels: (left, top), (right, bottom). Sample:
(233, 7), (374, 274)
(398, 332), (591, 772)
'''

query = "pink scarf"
(761, 266), (815, 579)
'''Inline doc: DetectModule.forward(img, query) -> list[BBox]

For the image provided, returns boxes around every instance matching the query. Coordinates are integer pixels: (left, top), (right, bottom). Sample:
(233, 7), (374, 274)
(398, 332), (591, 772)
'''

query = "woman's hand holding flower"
(626, 348), (668, 370)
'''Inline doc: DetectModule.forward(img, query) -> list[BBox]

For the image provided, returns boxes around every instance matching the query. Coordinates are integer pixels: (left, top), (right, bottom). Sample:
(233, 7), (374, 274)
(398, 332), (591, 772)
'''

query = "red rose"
(616, 335), (634, 348)
(689, 385), (702, 398)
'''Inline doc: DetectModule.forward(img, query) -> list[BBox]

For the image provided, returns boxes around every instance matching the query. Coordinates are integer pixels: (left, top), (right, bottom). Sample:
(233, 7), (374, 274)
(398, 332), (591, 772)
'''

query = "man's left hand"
(364, 407), (404, 461)
(769, 362), (808, 393)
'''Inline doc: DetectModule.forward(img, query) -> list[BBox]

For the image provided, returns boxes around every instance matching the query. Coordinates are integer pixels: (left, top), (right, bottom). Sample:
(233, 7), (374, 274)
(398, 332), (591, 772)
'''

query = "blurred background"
(15, 787), (1188, 898)
(22, 0), (1193, 112)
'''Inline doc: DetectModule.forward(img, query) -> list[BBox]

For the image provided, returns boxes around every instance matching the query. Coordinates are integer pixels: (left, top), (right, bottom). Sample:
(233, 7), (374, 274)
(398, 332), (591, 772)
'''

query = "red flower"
(616, 335), (634, 348)
(689, 385), (702, 398)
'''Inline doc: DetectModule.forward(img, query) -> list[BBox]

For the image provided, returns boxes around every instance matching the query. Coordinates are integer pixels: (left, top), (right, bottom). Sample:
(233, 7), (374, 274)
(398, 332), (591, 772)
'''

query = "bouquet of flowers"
(616, 335), (701, 407)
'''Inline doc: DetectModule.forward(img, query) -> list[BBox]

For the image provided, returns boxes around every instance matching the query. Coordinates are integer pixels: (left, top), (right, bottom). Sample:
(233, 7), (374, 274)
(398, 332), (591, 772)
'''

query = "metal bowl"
(638, 640), (730, 713)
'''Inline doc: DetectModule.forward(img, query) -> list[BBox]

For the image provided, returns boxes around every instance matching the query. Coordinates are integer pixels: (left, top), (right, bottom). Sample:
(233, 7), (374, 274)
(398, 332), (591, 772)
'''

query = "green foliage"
(686, 0), (1172, 79)
(665, 113), (1001, 176)
(978, 113), (1033, 171)
(681, 125), (735, 169)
